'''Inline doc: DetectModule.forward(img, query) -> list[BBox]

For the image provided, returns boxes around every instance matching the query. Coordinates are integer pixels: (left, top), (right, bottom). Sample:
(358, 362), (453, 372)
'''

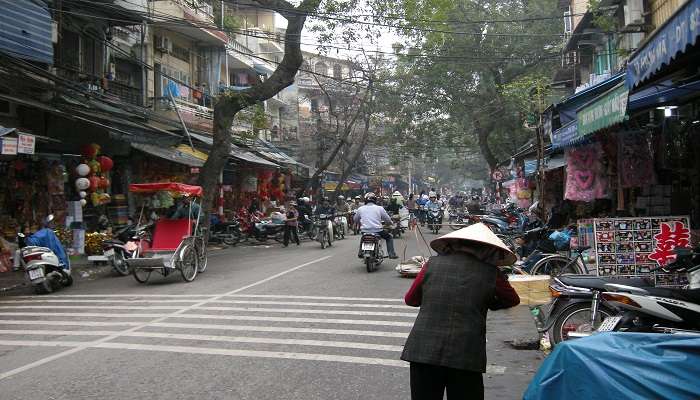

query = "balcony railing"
(55, 65), (143, 106)
(174, 0), (214, 20)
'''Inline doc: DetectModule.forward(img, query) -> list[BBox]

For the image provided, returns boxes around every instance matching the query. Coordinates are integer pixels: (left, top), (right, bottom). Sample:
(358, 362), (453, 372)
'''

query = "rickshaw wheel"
(196, 239), (208, 273)
(179, 244), (199, 282)
(133, 268), (151, 283)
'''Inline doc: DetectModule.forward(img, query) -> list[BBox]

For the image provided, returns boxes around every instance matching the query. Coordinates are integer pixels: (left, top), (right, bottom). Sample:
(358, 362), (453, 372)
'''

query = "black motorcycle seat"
(643, 287), (700, 303)
(558, 275), (654, 291)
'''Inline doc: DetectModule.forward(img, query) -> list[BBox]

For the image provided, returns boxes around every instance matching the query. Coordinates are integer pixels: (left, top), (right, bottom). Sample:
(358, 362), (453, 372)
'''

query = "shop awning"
(554, 73), (625, 125)
(132, 143), (204, 167)
(628, 78), (700, 110)
(577, 83), (629, 137)
(626, 0), (700, 88)
(545, 154), (567, 171)
(187, 131), (279, 168)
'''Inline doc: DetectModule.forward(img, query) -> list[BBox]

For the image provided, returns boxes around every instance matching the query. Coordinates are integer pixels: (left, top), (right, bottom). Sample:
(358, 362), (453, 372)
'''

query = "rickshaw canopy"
(129, 183), (203, 197)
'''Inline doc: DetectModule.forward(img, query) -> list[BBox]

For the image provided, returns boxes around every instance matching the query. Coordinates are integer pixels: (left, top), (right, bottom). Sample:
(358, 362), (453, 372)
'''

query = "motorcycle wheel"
(320, 233), (327, 249)
(326, 231), (332, 247)
(35, 279), (53, 294)
(222, 233), (240, 246)
(531, 255), (581, 276)
(133, 268), (151, 283)
(62, 272), (73, 287)
(112, 250), (130, 276)
(365, 257), (373, 273)
(551, 303), (614, 345)
(448, 217), (460, 231)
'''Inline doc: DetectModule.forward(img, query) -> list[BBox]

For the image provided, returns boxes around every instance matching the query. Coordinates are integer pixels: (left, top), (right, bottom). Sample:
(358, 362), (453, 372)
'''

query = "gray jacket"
(401, 253), (498, 372)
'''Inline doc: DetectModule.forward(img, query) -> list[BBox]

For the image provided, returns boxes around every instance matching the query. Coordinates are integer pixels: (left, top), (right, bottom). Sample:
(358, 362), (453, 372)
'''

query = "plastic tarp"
(27, 228), (69, 269)
(523, 333), (700, 400)
(129, 183), (203, 197)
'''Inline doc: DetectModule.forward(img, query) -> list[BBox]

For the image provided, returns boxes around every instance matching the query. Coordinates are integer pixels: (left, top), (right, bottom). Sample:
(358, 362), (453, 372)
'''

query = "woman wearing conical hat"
(401, 223), (520, 400)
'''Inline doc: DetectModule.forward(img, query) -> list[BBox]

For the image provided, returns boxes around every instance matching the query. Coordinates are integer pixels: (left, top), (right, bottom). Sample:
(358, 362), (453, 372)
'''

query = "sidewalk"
(0, 256), (113, 295)
(485, 305), (544, 399)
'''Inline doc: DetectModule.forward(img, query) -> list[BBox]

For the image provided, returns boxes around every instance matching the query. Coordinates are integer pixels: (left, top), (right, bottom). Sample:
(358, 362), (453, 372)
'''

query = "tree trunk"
(198, 0), (320, 226)
(332, 112), (372, 196)
(474, 119), (498, 172)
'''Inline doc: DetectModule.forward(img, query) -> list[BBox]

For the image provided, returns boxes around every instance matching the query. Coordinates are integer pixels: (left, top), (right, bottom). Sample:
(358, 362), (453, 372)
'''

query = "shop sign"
(577, 84), (629, 137)
(626, 0), (700, 88)
(591, 216), (690, 287)
(550, 121), (577, 149)
(1, 137), (18, 155)
(16, 134), (35, 154)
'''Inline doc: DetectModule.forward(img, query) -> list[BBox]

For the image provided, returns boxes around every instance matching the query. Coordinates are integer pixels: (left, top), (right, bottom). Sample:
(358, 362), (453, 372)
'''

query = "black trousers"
(410, 362), (484, 400)
(283, 225), (299, 246)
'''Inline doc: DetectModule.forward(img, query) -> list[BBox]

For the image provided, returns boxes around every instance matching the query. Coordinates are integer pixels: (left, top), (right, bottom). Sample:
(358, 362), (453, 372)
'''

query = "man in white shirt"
(353, 192), (398, 259)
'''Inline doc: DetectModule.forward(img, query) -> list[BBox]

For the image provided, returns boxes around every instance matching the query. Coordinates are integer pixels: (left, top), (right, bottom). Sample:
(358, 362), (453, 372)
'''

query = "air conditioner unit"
(624, 0), (644, 26)
(155, 36), (172, 53)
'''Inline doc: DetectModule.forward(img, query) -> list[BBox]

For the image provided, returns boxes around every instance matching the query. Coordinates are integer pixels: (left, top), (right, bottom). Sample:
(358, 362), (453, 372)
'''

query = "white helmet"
(392, 191), (402, 197)
(429, 191), (436, 197)
(338, 195), (345, 200)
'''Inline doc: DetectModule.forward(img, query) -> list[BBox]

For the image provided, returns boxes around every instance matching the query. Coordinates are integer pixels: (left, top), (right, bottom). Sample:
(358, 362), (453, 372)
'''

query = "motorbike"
(390, 214), (405, 238)
(209, 219), (242, 246)
(251, 219), (285, 243)
(314, 214), (333, 249)
(426, 207), (444, 234)
(598, 247), (700, 336)
(447, 207), (470, 230)
(333, 213), (347, 240)
(102, 222), (152, 276)
(16, 215), (72, 294)
(359, 232), (385, 272)
(540, 274), (654, 345)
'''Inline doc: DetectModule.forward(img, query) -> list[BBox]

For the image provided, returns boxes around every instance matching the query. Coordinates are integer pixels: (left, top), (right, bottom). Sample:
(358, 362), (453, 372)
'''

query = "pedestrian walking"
(283, 202), (300, 247)
(401, 223), (520, 400)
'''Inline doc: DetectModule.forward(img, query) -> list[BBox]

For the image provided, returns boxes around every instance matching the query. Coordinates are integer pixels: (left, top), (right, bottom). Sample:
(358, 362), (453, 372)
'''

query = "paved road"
(0, 230), (541, 399)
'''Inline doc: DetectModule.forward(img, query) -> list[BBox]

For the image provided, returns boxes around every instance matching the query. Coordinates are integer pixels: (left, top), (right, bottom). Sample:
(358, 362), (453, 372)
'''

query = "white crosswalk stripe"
(0, 294), (416, 369)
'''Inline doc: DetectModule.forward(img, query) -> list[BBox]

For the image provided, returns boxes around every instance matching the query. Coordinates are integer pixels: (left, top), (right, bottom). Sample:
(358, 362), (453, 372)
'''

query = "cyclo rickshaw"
(125, 183), (207, 283)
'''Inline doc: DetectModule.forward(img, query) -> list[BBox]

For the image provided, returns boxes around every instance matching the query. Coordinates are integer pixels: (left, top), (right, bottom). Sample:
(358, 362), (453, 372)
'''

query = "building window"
(315, 61), (328, 75)
(333, 64), (342, 79)
(171, 43), (190, 63)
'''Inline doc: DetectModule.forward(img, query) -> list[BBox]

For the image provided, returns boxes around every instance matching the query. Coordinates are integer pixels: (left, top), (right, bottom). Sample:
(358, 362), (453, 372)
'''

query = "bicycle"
(530, 246), (591, 276)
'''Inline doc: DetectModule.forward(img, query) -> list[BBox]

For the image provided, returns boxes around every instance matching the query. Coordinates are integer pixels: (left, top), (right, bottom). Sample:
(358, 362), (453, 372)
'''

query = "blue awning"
(629, 78), (700, 110)
(551, 120), (579, 149)
(0, 0), (53, 64)
(626, 0), (700, 88)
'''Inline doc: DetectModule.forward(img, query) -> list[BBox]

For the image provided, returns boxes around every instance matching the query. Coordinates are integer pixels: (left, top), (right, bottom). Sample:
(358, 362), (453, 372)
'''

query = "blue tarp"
(524, 333), (700, 400)
(26, 228), (70, 269)
(626, 0), (700, 88)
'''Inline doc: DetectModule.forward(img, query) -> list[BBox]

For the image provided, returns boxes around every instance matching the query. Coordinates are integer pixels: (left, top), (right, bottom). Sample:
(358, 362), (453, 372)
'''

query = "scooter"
(314, 214), (333, 249)
(426, 207), (444, 234)
(359, 232), (385, 273)
(598, 247), (700, 335)
(102, 222), (152, 276)
(333, 213), (347, 240)
(209, 219), (242, 246)
(390, 214), (405, 238)
(16, 215), (72, 294)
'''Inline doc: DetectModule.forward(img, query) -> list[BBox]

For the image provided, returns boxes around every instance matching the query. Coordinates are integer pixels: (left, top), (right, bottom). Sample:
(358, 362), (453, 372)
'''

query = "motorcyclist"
(426, 194), (441, 210)
(354, 192), (398, 259)
(391, 191), (405, 207)
(315, 197), (336, 242)
(416, 191), (429, 226)
(335, 195), (350, 235)
(386, 196), (402, 215)
(449, 192), (466, 209)
(297, 197), (313, 231)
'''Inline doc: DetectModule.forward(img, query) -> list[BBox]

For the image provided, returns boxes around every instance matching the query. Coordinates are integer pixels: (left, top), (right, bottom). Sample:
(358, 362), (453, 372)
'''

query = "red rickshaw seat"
(147, 219), (191, 252)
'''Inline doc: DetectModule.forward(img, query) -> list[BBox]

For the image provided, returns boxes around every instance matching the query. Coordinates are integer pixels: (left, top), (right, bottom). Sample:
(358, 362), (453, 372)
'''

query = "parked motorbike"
(209, 219), (242, 246)
(426, 207), (444, 234)
(359, 232), (385, 272)
(102, 222), (152, 276)
(16, 215), (72, 294)
(541, 274), (654, 345)
(252, 220), (285, 243)
(598, 247), (700, 336)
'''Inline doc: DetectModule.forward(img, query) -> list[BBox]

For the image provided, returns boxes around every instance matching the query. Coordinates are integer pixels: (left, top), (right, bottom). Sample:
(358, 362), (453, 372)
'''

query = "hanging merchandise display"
(592, 216), (691, 287)
(565, 142), (609, 202)
(619, 132), (656, 188)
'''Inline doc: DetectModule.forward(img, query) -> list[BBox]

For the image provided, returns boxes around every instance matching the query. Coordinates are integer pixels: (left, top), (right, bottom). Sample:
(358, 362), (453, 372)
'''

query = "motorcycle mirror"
(43, 214), (55, 226)
(17, 232), (25, 238)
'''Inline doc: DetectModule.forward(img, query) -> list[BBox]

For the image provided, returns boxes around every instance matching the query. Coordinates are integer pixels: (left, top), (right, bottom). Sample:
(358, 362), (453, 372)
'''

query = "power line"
(49, 4), (564, 62)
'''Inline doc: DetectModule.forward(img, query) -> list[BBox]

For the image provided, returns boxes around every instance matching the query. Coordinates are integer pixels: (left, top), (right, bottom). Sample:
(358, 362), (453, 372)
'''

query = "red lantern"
(88, 176), (100, 192)
(98, 156), (113, 173)
(80, 143), (100, 159)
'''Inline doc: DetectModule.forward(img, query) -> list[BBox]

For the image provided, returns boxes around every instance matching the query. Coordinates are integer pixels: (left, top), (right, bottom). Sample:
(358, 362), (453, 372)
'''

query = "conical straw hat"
(430, 223), (517, 266)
